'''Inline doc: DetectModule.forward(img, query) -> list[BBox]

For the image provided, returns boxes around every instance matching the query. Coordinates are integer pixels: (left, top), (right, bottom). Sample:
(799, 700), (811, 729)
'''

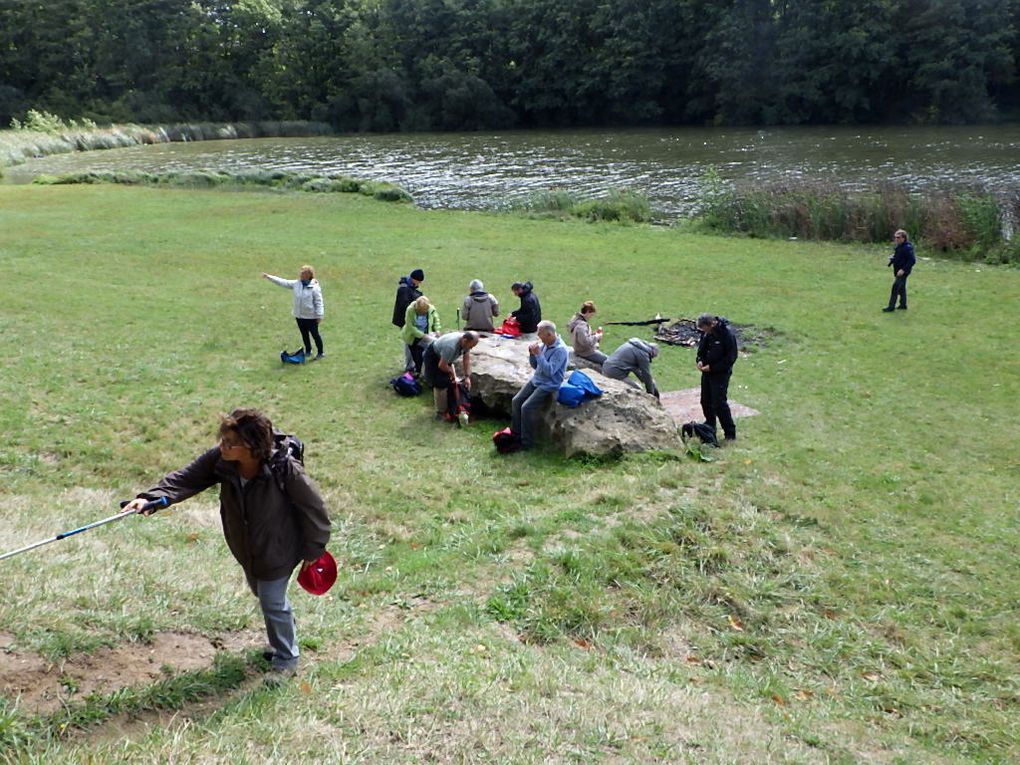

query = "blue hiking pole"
(0, 497), (169, 562)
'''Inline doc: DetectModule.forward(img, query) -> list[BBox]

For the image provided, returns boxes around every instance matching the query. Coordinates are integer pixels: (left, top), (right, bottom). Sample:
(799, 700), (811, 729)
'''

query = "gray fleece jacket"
(602, 338), (659, 395)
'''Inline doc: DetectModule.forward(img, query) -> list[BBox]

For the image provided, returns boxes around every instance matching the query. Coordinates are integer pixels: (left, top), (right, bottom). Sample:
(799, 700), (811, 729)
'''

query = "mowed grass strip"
(0, 184), (1017, 763)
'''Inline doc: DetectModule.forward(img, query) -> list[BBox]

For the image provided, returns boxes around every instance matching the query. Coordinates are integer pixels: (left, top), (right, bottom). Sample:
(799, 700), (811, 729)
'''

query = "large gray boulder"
(467, 334), (681, 457)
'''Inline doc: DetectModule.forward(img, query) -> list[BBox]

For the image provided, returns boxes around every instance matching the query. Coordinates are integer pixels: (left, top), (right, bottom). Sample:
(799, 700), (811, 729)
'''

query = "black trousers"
(295, 318), (323, 355)
(422, 346), (461, 417)
(408, 339), (426, 374)
(701, 370), (736, 440)
(887, 274), (908, 309)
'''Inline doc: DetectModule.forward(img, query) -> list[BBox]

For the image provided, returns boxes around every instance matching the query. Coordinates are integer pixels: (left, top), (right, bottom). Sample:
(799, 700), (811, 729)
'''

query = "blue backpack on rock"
(557, 370), (604, 408)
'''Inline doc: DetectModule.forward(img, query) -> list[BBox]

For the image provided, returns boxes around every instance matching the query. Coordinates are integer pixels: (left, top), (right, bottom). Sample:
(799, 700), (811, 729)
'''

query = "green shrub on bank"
(694, 177), (1017, 263)
(32, 169), (412, 202)
(509, 189), (653, 224)
(9, 108), (97, 133)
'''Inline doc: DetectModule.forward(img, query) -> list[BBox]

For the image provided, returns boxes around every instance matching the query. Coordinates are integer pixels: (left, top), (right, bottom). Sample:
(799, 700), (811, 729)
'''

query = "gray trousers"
(511, 381), (554, 449)
(576, 350), (607, 365)
(602, 365), (641, 390)
(256, 575), (299, 670)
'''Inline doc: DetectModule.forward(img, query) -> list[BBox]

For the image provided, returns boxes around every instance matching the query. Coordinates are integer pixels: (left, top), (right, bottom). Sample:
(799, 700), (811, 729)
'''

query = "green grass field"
(0, 184), (1017, 764)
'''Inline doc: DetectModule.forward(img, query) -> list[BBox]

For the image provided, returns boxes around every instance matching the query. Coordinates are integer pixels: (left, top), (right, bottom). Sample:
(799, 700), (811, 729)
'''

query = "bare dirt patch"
(653, 317), (781, 350)
(0, 632), (218, 715)
(659, 387), (760, 426)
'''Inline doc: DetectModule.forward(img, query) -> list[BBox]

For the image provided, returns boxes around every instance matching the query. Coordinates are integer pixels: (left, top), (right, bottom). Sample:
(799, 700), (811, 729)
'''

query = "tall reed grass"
(32, 169), (412, 202)
(0, 120), (332, 171)
(695, 178), (1020, 264)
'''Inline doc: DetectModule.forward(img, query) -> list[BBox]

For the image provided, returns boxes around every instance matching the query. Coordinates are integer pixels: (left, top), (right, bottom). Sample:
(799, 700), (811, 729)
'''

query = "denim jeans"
(887, 274), (909, 309)
(511, 381), (554, 449)
(256, 575), (299, 670)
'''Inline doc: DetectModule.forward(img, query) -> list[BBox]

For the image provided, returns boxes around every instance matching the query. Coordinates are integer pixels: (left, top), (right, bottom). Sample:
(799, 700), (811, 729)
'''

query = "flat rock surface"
(659, 388), (760, 425)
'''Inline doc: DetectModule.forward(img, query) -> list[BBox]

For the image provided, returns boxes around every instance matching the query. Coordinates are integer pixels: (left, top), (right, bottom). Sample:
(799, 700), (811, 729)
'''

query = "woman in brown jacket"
(125, 408), (331, 677)
(567, 301), (606, 365)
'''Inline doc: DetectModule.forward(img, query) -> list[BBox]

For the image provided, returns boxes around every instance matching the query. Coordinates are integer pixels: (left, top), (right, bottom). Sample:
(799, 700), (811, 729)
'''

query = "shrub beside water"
(694, 176), (1018, 263)
(32, 170), (412, 202)
(509, 189), (653, 224)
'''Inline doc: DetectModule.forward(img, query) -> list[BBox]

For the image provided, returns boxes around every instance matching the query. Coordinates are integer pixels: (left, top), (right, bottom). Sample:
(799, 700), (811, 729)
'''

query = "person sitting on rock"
(567, 300), (606, 365)
(460, 279), (500, 332)
(510, 280), (541, 334)
(510, 320), (568, 450)
(602, 338), (660, 399)
(402, 296), (441, 375)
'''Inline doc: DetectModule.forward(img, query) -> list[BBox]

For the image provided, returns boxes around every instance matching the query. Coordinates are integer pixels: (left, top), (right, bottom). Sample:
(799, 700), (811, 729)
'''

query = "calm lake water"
(7, 126), (1020, 218)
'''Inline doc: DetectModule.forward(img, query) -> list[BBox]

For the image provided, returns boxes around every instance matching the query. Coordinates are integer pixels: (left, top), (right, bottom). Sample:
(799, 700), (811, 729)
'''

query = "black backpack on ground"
(681, 421), (718, 446)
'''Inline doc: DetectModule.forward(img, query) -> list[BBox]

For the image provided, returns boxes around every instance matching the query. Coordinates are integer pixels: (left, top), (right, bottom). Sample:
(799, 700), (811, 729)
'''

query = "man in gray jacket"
(602, 338), (660, 398)
(460, 279), (500, 332)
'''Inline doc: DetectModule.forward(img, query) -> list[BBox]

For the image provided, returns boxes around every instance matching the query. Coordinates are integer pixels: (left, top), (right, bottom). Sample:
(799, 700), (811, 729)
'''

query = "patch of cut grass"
(0, 184), (1017, 762)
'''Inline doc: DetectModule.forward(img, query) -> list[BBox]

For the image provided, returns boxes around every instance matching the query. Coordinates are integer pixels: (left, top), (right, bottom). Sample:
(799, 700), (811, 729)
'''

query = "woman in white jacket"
(262, 265), (325, 360)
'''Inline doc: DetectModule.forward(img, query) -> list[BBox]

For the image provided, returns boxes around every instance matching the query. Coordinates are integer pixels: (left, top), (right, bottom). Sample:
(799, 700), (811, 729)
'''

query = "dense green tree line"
(1, 0), (1018, 130)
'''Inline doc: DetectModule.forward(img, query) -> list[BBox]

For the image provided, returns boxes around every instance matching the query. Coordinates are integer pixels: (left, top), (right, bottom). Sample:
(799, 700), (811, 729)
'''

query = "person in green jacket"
(402, 296), (441, 375)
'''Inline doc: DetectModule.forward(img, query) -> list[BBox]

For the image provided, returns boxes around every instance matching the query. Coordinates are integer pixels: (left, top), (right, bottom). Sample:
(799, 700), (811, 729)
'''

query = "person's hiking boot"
(314, 352), (325, 360)
(896, 305), (907, 310)
(882, 306), (895, 312)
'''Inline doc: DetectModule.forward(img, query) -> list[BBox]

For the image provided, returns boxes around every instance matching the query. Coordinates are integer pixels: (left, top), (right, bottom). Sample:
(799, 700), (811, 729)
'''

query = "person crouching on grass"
(124, 408), (331, 679)
(262, 265), (325, 359)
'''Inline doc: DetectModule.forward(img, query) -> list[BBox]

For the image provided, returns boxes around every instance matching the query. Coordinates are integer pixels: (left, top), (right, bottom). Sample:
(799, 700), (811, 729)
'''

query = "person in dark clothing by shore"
(883, 230), (916, 312)
(510, 281), (541, 333)
(696, 314), (739, 442)
(125, 409), (331, 678)
(392, 269), (425, 371)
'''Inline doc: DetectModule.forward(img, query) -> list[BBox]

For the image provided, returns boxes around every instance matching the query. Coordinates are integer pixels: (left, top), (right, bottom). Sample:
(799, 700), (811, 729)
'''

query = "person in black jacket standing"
(392, 269), (425, 371)
(696, 314), (739, 442)
(883, 230), (916, 312)
(510, 281), (541, 334)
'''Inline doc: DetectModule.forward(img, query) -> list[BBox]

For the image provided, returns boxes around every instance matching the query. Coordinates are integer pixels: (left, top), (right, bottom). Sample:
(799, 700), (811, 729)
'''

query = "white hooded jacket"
(266, 275), (324, 320)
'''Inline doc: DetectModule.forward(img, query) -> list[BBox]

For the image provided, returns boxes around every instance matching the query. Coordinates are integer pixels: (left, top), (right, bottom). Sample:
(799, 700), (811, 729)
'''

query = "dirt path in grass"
(0, 630), (241, 715)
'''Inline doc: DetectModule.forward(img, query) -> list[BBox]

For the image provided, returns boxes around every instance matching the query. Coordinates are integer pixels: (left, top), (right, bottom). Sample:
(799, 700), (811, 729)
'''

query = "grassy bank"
(33, 169), (412, 203)
(0, 120), (331, 173)
(695, 176), (1020, 264)
(0, 184), (1018, 763)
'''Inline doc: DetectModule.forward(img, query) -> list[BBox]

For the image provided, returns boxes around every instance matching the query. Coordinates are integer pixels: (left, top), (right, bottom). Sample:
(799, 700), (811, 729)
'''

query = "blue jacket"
(890, 240), (916, 275)
(529, 336), (569, 392)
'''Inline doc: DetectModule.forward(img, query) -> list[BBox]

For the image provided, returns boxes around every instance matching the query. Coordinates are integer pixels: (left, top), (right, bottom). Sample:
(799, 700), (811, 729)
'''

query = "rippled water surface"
(8, 126), (1020, 217)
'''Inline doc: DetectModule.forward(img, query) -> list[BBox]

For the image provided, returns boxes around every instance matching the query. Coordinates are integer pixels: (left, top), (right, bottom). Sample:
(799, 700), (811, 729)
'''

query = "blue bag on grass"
(281, 349), (306, 364)
(390, 372), (422, 396)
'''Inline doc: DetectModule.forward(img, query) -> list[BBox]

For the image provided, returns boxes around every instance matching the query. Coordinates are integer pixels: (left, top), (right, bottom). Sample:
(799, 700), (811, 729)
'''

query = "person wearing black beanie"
(392, 268), (426, 371)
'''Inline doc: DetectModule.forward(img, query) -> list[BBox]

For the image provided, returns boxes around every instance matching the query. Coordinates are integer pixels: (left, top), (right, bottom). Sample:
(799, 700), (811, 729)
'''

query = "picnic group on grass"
(111, 229), (914, 683)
